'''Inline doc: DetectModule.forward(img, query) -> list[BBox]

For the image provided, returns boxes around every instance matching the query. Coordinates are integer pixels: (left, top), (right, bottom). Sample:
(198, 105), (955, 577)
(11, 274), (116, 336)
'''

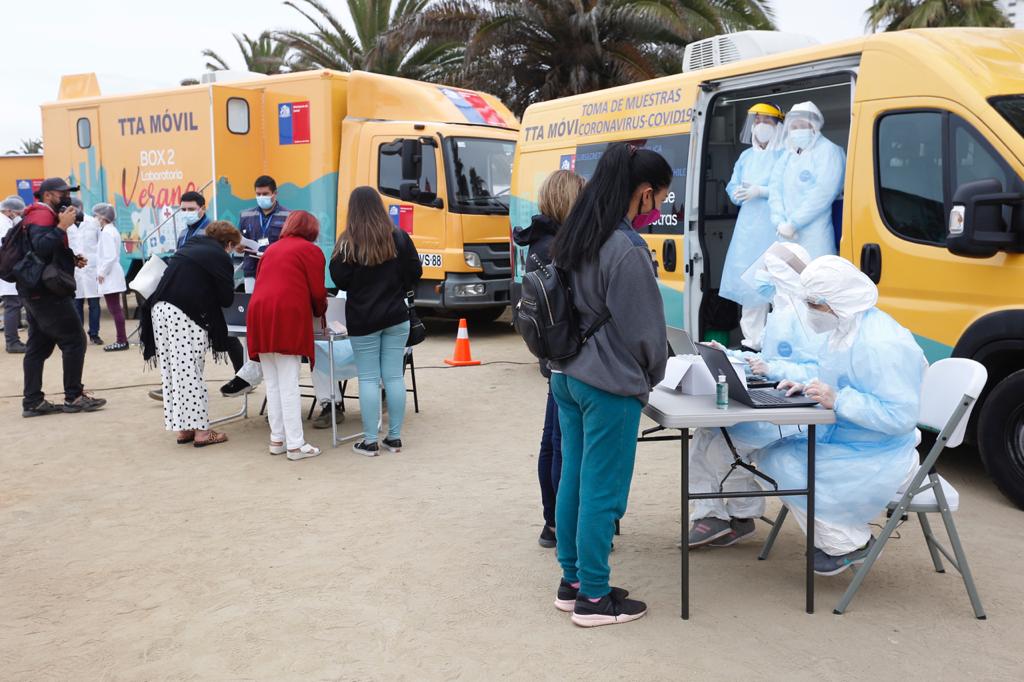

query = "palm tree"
(866, 0), (1010, 31)
(276, 0), (463, 81)
(202, 31), (295, 74)
(409, 0), (775, 116)
(5, 138), (43, 154)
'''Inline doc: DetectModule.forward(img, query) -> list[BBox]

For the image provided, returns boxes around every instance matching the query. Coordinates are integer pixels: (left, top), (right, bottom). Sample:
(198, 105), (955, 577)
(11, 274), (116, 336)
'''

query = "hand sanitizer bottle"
(716, 374), (728, 410)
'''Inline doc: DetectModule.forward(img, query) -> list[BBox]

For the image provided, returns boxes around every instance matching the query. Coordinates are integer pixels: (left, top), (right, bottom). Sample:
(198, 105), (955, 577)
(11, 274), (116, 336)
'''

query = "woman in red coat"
(246, 210), (328, 460)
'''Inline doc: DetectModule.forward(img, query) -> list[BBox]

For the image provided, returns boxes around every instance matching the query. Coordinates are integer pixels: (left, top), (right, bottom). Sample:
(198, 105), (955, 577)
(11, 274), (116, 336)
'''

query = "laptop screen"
(666, 327), (699, 356)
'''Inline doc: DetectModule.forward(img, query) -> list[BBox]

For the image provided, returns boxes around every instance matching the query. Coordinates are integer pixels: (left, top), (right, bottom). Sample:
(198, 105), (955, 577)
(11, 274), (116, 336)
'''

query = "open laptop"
(697, 343), (817, 409)
(666, 327), (700, 356)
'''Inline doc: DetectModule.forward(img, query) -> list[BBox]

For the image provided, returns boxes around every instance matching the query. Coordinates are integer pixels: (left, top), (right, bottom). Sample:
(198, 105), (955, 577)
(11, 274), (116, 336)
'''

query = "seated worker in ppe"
(688, 242), (823, 548)
(720, 102), (785, 349)
(755, 256), (926, 576)
(768, 101), (845, 261)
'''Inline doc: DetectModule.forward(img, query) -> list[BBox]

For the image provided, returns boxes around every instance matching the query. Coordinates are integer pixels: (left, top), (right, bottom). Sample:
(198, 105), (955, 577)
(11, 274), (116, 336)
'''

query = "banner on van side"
(278, 101), (311, 145)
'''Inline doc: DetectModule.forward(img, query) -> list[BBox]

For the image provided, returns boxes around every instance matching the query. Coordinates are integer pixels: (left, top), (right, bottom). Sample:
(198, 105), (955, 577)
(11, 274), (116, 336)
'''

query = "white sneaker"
(287, 443), (321, 461)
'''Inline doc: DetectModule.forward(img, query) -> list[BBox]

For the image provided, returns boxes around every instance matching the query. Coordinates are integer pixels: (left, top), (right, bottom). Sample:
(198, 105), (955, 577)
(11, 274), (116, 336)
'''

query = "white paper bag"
(658, 355), (717, 395)
(129, 254), (167, 300)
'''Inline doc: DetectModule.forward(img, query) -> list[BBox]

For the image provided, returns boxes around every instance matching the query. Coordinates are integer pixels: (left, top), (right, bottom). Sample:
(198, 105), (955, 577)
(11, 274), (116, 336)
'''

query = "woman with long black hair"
(548, 143), (670, 627)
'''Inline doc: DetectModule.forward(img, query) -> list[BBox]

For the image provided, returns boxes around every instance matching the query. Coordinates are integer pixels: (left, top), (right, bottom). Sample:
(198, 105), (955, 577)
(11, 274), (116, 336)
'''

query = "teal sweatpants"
(550, 373), (643, 599)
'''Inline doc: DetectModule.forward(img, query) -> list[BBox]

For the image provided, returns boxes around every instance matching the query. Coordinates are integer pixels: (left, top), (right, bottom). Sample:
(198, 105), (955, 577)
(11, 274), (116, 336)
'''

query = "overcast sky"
(1, 0), (872, 153)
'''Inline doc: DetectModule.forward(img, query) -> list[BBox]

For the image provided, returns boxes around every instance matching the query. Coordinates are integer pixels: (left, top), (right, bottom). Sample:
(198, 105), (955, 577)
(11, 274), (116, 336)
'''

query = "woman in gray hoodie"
(548, 143), (670, 627)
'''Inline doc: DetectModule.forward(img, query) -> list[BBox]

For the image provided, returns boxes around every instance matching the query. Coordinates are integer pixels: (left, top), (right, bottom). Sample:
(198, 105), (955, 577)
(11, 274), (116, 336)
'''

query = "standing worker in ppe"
(688, 242), (823, 548)
(757, 256), (926, 576)
(68, 198), (103, 345)
(721, 103), (785, 349)
(1, 195), (27, 353)
(768, 102), (845, 261)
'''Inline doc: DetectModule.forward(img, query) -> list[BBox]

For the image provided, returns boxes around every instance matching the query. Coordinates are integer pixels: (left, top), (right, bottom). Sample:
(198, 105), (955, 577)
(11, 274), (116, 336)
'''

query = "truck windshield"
(991, 96), (1024, 136)
(444, 137), (515, 215)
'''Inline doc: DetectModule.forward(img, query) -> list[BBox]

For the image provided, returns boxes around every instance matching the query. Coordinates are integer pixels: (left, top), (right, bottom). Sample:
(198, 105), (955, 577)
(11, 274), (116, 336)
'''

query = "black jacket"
(329, 229), (422, 337)
(513, 214), (559, 274)
(140, 235), (235, 363)
(17, 203), (77, 300)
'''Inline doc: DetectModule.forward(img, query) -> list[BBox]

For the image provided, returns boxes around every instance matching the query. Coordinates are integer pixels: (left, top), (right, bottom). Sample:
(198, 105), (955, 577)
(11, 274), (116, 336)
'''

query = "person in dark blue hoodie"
(513, 169), (584, 549)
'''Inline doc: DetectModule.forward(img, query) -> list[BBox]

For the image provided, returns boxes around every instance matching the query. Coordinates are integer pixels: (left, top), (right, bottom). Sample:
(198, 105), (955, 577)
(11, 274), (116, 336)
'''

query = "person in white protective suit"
(67, 199), (103, 345)
(687, 242), (824, 548)
(768, 101), (845, 263)
(720, 102), (786, 350)
(757, 256), (926, 576)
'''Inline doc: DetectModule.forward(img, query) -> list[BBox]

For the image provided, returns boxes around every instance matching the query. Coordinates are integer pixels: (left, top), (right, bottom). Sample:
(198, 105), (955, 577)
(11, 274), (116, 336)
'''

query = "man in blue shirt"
(176, 191), (210, 248)
(238, 175), (290, 294)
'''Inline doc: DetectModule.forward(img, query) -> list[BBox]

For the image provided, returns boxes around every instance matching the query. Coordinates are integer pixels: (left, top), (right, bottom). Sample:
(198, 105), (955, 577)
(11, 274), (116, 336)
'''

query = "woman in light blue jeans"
(349, 320), (410, 445)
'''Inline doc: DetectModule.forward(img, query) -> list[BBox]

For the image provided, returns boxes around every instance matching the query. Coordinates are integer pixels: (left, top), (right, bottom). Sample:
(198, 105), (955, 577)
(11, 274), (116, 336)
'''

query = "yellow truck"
(0, 153), (44, 205)
(511, 29), (1024, 507)
(41, 70), (517, 320)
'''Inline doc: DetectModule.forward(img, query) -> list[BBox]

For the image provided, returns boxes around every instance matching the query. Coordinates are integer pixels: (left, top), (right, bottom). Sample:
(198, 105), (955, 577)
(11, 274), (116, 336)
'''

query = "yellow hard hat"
(747, 102), (784, 120)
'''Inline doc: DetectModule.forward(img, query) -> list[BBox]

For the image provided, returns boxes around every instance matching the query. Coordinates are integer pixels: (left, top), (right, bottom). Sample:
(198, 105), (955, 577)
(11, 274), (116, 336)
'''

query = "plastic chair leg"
(758, 505), (788, 560)
(938, 507), (987, 619)
(917, 512), (946, 573)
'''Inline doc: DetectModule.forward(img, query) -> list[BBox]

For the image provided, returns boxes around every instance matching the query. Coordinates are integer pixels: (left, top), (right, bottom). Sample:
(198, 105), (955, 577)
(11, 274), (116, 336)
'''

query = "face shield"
(739, 103), (784, 150)
(781, 102), (825, 153)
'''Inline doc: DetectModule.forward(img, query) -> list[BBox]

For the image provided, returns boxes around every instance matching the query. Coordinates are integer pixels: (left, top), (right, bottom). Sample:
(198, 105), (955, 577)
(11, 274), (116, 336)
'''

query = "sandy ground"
(1, 310), (1022, 681)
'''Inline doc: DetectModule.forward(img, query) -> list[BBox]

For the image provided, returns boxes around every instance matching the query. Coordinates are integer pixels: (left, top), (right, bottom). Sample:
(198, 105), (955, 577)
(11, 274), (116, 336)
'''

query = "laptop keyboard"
(750, 390), (792, 405)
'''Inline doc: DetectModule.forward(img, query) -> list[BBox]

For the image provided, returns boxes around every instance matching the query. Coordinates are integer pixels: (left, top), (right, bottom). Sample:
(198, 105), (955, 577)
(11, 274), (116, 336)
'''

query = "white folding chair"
(760, 358), (988, 618)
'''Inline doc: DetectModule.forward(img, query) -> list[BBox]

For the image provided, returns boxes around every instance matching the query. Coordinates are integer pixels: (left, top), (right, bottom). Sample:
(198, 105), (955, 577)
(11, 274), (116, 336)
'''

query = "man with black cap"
(18, 177), (107, 417)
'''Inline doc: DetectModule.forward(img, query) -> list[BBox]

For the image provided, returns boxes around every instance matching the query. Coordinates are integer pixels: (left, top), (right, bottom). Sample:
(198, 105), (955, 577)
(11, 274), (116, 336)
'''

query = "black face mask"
(49, 194), (72, 212)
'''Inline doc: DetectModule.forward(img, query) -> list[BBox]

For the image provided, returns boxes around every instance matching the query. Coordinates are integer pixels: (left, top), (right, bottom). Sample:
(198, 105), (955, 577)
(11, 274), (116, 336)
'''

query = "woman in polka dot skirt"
(140, 221), (241, 447)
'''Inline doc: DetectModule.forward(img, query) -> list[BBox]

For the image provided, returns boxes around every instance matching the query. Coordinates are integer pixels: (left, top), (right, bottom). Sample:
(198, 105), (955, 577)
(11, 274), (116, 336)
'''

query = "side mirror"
(399, 181), (420, 202)
(401, 139), (422, 181)
(948, 178), (1024, 258)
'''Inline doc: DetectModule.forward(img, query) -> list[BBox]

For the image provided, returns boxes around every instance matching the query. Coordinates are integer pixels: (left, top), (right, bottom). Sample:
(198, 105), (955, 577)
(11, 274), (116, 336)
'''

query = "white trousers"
(690, 428), (766, 521)
(312, 362), (334, 405)
(243, 277), (256, 294)
(261, 353), (305, 450)
(237, 359), (263, 386)
(786, 507), (871, 557)
(740, 304), (770, 350)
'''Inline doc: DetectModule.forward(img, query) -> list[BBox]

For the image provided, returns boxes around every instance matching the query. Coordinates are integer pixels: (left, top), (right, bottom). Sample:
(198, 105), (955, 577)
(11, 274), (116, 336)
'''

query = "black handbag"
(42, 262), (77, 297)
(406, 292), (426, 347)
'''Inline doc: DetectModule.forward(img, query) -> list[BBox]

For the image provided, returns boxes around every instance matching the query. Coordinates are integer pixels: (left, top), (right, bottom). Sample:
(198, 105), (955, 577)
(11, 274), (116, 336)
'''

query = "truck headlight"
(454, 283), (486, 296)
(464, 251), (482, 268)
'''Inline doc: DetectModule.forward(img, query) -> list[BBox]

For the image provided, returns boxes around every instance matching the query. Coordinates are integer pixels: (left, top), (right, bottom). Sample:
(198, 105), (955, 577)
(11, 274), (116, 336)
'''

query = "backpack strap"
(560, 264), (611, 345)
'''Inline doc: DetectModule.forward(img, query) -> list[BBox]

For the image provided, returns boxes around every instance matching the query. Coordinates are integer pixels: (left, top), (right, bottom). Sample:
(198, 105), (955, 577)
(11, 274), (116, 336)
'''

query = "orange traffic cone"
(444, 318), (481, 366)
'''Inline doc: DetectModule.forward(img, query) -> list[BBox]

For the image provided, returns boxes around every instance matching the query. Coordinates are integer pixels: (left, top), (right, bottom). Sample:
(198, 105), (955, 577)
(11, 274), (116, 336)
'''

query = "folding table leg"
(806, 425), (815, 614)
(681, 427), (689, 620)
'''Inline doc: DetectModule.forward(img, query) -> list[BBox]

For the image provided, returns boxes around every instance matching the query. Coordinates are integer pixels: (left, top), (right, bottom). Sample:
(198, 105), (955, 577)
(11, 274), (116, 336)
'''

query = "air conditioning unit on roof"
(199, 70), (268, 84)
(683, 31), (819, 73)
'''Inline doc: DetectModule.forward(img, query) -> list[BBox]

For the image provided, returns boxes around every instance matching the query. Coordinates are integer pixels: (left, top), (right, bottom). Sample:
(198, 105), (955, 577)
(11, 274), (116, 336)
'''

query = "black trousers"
(226, 336), (244, 373)
(22, 295), (87, 409)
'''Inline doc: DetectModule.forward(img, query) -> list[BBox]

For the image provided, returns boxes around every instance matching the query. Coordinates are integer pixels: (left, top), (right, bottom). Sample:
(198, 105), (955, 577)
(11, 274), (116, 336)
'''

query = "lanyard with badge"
(256, 210), (272, 251)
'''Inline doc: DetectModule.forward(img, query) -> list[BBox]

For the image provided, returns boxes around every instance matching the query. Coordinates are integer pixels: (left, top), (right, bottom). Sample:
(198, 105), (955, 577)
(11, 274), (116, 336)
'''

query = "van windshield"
(991, 96), (1024, 136)
(444, 138), (515, 215)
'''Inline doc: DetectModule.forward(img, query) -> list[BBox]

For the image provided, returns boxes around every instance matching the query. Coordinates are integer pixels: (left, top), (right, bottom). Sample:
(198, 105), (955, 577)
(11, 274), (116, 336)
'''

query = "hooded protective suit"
(753, 256), (926, 555)
(768, 102), (845, 260)
(691, 243), (823, 522)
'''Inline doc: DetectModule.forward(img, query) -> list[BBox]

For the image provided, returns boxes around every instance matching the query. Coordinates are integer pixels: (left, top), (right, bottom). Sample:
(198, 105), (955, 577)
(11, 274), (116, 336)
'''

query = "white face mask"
(752, 122), (776, 145)
(789, 129), (815, 150)
(806, 307), (840, 334)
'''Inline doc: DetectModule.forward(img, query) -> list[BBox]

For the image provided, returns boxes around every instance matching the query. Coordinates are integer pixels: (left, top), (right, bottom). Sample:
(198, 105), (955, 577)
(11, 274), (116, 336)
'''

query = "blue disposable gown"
(720, 146), (784, 306)
(768, 137), (846, 259)
(726, 303), (824, 449)
(754, 308), (926, 526)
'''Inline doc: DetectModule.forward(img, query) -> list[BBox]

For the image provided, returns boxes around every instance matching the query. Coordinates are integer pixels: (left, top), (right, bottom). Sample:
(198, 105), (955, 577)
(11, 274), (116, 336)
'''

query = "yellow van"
(42, 70), (517, 321)
(0, 153), (44, 205)
(511, 29), (1024, 507)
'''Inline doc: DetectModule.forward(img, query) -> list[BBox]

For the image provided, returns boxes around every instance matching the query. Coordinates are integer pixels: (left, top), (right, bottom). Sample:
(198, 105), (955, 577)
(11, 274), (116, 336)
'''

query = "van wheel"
(464, 306), (506, 324)
(978, 369), (1024, 510)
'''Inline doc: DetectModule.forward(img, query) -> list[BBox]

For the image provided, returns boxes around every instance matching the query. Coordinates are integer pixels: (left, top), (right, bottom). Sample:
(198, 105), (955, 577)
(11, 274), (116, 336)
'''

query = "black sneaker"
(382, 437), (402, 453)
(220, 377), (253, 397)
(89, 335), (104, 345)
(571, 590), (647, 627)
(554, 579), (629, 612)
(353, 440), (379, 457)
(538, 525), (557, 548)
(23, 399), (63, 418)
(103, 342), (129, 352)
(6, 340), (27, 353)
(312, 404), (344, 429)
(63, 392), (107, 413)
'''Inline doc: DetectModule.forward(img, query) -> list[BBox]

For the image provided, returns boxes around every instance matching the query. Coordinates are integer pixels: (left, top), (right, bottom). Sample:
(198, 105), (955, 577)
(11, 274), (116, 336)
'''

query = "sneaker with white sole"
(571, 590), (647, 627)
(382, 437), (402, 453)
(687, 517), (733, 548)
(708, 517), (757, 547)
(814, 537), (875, 576)
(554, 579), (629, 612)
(353, 440), (379, 457)
(269, 441), (286, 456)
(287, 443), (321, 461)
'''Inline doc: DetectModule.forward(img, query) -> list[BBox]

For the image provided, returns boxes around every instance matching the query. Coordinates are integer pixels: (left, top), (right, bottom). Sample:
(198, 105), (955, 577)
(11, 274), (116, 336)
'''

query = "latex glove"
(804, 380), (836, 409)
(777, 222), (796, 239)
(777, 379), (805, 397)
(702, 340), (727, 352)
(748, 357), (770, 376)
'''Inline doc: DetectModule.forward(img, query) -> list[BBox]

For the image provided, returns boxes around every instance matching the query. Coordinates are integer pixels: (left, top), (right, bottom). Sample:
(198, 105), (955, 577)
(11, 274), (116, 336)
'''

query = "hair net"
(70, 197), (84, 210)
(781, 101), (825, 153)
(764, 242), (810, 301)
(800, 255), (878, 350)
(92, 202), (115, 223)
(1, 195), (26, 212)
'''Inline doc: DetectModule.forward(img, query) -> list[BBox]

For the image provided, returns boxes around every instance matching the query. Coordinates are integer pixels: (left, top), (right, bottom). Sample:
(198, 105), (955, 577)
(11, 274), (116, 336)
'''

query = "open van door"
(685, 57), (859, 343)
(211, 85), (265, 221)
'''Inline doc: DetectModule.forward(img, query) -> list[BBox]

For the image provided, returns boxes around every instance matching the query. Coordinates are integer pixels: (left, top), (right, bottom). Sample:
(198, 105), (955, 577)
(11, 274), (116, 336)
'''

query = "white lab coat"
(0, 213), (18, 297)
(96, 223), (127, 295)
(68, 219), (101, 299)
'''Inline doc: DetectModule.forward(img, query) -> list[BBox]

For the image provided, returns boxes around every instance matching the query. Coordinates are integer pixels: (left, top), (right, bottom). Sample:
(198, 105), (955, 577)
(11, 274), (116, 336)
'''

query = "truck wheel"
(978, 369), (1024, 510)
(464, 306), (506, 324)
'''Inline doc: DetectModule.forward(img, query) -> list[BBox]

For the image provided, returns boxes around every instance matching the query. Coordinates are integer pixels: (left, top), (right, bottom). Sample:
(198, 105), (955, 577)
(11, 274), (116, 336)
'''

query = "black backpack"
(0, 224), (41, 286)
(514, 254), (609, 362)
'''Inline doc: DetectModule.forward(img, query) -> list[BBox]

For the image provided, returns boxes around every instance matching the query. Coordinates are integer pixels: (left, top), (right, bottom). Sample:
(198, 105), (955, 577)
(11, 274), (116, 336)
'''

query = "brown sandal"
(176, 431), (196, 445)
(193, 431), (228, 448)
